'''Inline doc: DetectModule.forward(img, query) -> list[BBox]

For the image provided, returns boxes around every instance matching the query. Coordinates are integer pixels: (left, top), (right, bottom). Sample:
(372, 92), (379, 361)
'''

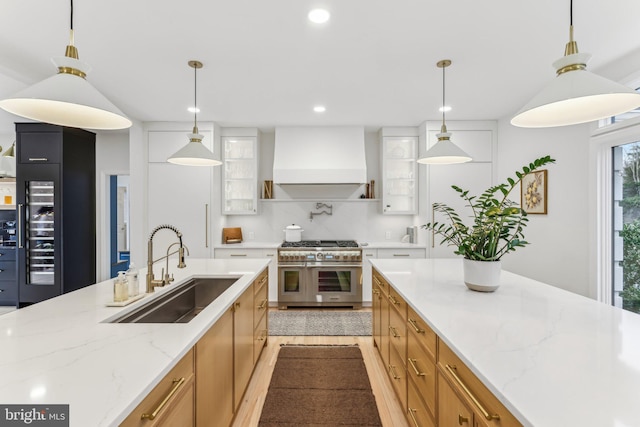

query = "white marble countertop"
(370, 258), (640, 427)
(360, 242), (427, 249)
(213, 241), (281, 249)
(212, 240), (427, 249)
(0, 258), (271, 427)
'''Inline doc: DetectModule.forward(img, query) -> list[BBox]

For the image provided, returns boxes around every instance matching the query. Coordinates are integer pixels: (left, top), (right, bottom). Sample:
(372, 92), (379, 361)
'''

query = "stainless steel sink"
(109, 277), (239, 323)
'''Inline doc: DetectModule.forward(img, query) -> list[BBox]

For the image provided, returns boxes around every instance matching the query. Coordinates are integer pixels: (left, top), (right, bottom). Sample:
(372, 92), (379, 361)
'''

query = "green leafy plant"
(422, 155), (556, 261)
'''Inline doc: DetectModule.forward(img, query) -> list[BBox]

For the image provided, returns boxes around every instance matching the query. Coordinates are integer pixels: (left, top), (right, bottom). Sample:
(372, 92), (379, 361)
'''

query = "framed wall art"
(521, 169), (547, 214)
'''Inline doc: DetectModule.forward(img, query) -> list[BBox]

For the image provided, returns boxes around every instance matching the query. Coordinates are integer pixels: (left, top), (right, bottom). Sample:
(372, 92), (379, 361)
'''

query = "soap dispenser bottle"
(125, 263), (139, 297)
(114, 271), (129, 302)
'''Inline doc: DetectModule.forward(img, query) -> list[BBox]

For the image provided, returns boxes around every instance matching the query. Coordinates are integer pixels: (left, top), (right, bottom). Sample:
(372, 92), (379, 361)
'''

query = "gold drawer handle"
(260, 276), (267, 285)
(408, 408), (420, 427)
(408, 358), (426, 377)
(389, 364), (400, 380)
(372, 289), (380, 296)
(257, 299), (267, 310)
(141, 377), (186, 420)
(389, 325), (400, 338)
(445, 364), (500, 421)
(408, 318), (425, 334)
(373, 276), (382, 287)
(458, 414), (469, 425)
(388, 294), (399, 305)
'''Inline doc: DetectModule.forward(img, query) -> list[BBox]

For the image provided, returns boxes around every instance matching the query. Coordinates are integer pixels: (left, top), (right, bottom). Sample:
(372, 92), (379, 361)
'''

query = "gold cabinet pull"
(408, 408), (420, 427)
(388, 364), (400, 380)
(373, 276), (382, 287)
(445, 364), (500, 421)
(141, 377), (186, 420)
(408, 318), (425, 334)
(257, 299), (267, 310)
(372, 288), (380, 296)
(388, 294), (399, 305)
(458, 414), (469, 425)
(389, 325), (400, 338)
(408, 358), (426, 377)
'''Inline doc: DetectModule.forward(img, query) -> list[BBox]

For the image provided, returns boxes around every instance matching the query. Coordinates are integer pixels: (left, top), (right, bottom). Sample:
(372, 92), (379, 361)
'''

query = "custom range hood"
(273, 126), (367, 185)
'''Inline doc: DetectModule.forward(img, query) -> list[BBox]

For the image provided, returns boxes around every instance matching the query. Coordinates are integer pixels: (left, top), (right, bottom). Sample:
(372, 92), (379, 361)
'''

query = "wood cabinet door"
(438, 373), (474, 427)
(372, 286), (382, 349)
(156, 378), (195, 427)
(196, 307), (234, 427)
(234, 286), (255, 410)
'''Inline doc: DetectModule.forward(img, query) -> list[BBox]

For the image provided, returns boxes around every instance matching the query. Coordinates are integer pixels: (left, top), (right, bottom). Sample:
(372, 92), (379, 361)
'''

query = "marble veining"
(370, 258), (640, 427)
(0, 258), (270, 427)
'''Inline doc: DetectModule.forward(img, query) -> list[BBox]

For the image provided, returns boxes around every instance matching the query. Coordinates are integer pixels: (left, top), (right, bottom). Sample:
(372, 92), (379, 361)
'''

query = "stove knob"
(316, 252), (324, 261)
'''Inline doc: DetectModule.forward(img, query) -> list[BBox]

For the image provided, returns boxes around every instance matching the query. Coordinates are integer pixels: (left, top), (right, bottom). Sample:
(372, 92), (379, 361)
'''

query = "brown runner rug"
(259, 345), (383, 427)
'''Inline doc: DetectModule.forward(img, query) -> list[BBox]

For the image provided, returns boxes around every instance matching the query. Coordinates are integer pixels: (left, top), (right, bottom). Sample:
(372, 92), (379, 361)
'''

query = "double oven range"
(277, 240), (362, 309)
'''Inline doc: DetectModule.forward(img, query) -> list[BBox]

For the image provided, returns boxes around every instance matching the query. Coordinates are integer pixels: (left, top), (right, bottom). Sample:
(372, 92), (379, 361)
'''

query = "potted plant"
(422, 155), (555, 292)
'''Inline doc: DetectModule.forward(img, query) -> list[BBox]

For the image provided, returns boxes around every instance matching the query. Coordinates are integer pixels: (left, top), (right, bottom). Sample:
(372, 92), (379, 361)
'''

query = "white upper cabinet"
(222, 129), (259, 215)
(380, 129), (419, 215)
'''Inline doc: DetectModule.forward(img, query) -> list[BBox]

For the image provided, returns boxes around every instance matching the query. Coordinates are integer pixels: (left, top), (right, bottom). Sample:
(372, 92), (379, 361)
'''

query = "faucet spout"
(146, 224), (187, 293)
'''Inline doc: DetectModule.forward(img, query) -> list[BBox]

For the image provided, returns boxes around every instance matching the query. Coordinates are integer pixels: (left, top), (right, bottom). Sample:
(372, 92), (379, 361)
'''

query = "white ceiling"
(2, 0), (640, 134)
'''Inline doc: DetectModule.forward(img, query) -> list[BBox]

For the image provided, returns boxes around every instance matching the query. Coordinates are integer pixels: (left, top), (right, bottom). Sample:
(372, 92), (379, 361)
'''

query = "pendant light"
(0, 0), (131, 130)
(417, 60), (472, 165)
(511, 0), (640, 128)
(2, 142), (15, 158)
(167, 61), (222, 166)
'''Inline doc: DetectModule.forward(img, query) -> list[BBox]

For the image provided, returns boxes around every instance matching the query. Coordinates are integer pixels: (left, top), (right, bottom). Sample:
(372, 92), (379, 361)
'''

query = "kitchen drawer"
(388, 284), (407, 318)
(372, 270), (388, 293)
(0, 248), (16, 261)
(120, 348), (194, 427)
(407, 305), (437, 361)
(214, 248), (265, 259)
(407, 331), (436, 418)
(388, 343), (407, 410)
(377, 248), (426, 259)
(253, 310), (268, 365)
(0, 279), (17, 304)
(389, 300), (406, 367)
(407, 375), (436, 427)
(254, 279), (268, 329)
(438, 340), (522, 427)
(254, 269), (268, 296)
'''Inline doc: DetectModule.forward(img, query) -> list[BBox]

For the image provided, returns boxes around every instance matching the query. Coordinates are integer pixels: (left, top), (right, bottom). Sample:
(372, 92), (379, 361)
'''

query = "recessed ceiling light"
(313, 105), (326, 113)
(188, 107), (200, 113)
(439, 105), (452, 113)
(308, 9), (330, 24)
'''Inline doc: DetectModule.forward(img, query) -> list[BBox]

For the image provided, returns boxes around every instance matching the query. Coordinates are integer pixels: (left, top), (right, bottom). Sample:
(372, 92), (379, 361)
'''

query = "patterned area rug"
(259, 344), (382, 426)
(268, 310), (372, 336)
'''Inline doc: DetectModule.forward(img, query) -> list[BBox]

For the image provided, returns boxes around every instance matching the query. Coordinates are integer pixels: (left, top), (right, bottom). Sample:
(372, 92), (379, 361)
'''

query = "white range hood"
(273, 126), (367, 185)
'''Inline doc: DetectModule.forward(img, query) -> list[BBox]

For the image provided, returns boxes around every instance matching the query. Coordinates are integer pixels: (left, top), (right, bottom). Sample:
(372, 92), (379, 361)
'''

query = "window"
(612, 141), (640, 313)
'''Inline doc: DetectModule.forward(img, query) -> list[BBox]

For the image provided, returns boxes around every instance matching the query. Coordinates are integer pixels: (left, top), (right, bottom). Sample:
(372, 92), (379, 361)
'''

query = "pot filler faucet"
(309, 202), (333, 221)
(146, 224), (188, 293)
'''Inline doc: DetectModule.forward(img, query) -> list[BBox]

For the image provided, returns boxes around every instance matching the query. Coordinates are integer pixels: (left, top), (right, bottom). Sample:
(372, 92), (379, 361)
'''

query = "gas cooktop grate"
(280, 240), (358, 248)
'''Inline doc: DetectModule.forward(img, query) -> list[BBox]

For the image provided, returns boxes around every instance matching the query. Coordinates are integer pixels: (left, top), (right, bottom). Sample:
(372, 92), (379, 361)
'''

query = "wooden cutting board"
(222, 227), (243, 243)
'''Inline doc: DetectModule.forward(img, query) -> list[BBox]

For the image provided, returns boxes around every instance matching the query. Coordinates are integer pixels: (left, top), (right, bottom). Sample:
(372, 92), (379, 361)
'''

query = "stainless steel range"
(277, 240), (362, 309)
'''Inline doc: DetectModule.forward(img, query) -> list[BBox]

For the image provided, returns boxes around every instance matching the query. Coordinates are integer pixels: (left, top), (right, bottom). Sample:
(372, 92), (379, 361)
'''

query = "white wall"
(496, 121), (591, 297)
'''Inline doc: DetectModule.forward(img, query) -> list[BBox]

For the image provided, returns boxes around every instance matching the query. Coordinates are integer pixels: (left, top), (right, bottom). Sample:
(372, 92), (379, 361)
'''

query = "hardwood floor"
(232, 335), (409, 427)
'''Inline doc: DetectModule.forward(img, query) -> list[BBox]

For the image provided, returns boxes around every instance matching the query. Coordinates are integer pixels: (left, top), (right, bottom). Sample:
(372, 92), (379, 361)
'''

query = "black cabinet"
(15, 123), (96, 306)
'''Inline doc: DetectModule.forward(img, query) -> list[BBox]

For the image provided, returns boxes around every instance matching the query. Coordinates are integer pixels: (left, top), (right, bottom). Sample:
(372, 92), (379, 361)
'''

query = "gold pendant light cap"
(553, 52), (590, 76)
(188, 60), (203, 69)
(437, 59), (452, 68)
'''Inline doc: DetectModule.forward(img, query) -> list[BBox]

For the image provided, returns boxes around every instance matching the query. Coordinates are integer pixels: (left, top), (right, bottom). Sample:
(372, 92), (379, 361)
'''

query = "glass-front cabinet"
(222, 136), (258, 215)
(381, 136), (418, 214)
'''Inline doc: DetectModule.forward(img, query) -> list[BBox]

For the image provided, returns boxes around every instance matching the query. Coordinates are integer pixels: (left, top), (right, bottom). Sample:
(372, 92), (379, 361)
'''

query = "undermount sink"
(109, 277), (239, 324)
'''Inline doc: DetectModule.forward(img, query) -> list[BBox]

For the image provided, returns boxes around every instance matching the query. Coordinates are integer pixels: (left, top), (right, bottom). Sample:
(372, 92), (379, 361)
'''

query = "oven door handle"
(306, 264), (362, 268)
(278, 264), (307, 268)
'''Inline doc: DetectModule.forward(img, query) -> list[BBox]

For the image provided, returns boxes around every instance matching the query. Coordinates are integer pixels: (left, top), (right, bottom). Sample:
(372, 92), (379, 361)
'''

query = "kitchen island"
(371, 258), (640, 427)
(0, 258), (270, 427)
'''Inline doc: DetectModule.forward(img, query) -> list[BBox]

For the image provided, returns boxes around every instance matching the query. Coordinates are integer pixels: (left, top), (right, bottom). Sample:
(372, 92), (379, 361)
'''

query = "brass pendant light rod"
(437, 59), (451, 135)
(188, 60), (203, 134)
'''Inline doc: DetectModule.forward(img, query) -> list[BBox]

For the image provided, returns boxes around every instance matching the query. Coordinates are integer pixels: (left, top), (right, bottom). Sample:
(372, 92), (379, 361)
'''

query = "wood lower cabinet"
(438, 341), (522, 427)
(196, 307), (234, 427)
(234, 280), (257, 410)
(253, 270), (269, 364)
(120, 349), (195, 427)
(372, 267), (522, 427)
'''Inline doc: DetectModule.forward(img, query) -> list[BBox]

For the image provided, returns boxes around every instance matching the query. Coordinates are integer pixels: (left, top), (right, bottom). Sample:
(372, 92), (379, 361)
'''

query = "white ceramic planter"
(463, 259), (501, 292)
